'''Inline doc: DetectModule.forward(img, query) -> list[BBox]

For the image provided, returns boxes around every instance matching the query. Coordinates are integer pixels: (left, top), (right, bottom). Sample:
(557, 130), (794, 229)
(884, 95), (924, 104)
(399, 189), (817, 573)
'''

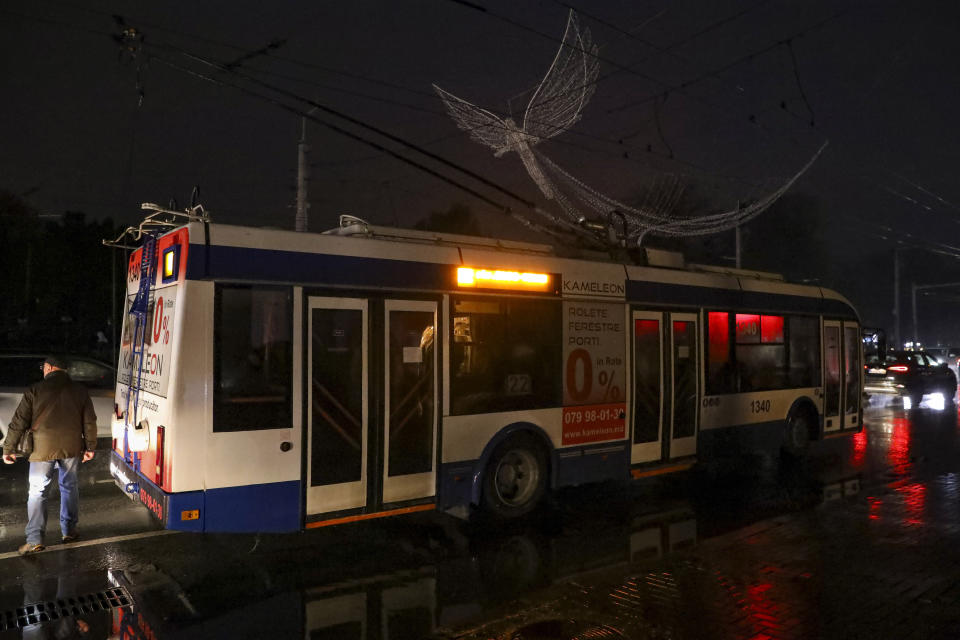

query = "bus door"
(306, 297), (438, 518)
(842, 321), (861, 429)
(822, 319), (861, 433)
(306, 297), (369, 514)
(630, 311), (699, 465)
(381, 300), (438, 504)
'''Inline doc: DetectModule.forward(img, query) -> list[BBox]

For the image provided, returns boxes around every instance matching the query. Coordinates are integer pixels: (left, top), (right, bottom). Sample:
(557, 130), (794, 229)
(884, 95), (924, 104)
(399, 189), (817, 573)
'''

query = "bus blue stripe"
(188, 244), (453, 290)
(188, 244), (856, 318)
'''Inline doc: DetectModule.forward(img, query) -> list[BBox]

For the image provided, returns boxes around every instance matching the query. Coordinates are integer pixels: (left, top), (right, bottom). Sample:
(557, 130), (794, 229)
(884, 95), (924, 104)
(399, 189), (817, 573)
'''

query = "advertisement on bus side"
(118, 285), (177, 398)
(562, 301), (626, 445)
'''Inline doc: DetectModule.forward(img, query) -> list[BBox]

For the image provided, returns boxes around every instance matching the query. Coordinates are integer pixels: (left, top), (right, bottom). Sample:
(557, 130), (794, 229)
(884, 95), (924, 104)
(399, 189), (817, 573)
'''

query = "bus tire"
(781, 406), (814, 459)
(481, 435), (547, 519)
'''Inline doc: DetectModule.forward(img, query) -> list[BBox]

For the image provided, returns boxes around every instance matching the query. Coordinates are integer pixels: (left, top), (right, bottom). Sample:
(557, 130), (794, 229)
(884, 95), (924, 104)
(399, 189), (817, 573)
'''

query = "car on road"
(0, 353), (115, 447)
(864, 350), (958, 407)
(924, 346), (960, 382)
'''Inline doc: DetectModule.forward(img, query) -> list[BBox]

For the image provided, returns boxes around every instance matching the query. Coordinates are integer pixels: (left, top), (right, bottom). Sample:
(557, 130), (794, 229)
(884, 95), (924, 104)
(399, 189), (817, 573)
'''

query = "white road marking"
(95, 479), (115, 483)
(0, 529), (178, 561)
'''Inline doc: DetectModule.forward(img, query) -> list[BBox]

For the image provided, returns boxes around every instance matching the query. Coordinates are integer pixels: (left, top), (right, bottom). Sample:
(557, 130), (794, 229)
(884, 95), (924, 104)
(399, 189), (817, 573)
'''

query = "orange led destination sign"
(457, 267), (551, 291)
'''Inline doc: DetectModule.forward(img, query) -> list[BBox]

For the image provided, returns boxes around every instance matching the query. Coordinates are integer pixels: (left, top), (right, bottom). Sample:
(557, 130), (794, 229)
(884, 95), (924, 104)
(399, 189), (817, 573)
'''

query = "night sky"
(3, 0), (960, 342)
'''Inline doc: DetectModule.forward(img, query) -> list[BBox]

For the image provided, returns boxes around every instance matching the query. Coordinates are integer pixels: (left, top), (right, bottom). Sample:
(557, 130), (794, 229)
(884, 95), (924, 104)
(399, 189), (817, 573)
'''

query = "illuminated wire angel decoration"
(434, 10), (826, 245)
(433, 10), (599, 200)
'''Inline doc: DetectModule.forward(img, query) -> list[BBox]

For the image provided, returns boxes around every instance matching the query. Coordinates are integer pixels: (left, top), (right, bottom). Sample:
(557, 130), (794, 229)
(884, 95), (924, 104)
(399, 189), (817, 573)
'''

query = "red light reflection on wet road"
(896, 482), (927, 526)
(851, 429), (867, 468)
(887, 416), (912, 472)
(746, 580), (782, 639)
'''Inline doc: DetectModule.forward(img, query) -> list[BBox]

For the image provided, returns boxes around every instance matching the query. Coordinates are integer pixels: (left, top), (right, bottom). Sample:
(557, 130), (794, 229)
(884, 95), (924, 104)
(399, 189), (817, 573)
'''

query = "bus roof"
(142, 220), (857, 319)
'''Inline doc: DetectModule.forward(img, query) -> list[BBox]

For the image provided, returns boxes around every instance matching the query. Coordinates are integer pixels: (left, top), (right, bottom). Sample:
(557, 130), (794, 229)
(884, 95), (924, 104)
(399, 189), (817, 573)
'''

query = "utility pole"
(893, 247), (902, 350)
(295, 116), (310, 232)
(912, 282), (918, 346)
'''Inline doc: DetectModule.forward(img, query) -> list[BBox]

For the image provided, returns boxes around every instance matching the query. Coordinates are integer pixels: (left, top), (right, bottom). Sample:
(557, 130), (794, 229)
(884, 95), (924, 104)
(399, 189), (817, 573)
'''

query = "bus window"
(214, 285), (292, 432)
(735, 313), (786, 391)
(707, 312), (820, 394)
(634, 319), (661, 445)
(672, 320), (697, 439)
(387, 311), (435, 476)
(706, 312), (734, 394)
(450, 296), (561, 415)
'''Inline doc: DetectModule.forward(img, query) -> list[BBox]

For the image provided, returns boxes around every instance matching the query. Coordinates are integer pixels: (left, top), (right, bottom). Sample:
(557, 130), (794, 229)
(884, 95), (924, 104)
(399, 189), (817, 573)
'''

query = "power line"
(890, 172), (960, 215)
(16, 1), (805, 189)
(551, 0), (784, 113)
(442, 0), (812, 137)
(605, 10), (847, 117)
(146, 51), (597, 244)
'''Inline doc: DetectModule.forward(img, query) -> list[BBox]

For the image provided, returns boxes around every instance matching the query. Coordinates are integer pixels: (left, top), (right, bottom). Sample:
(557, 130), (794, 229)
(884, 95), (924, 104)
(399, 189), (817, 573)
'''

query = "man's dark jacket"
(3, 370), (97, 461)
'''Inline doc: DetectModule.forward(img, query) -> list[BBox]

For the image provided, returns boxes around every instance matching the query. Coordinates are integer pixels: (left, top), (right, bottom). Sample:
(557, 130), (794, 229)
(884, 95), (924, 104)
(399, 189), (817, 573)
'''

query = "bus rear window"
(214, 285), (292, 432)
(450, 296), (561, 415)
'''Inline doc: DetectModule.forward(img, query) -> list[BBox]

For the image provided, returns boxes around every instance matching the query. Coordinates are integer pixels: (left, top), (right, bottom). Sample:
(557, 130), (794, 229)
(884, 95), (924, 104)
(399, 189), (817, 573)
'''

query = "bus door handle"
(280, 441), (293, 452)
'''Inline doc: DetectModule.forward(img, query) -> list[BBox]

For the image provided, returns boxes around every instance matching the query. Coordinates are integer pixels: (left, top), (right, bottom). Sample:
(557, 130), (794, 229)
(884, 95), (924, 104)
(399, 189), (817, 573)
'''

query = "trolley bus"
(108, 213), (862, 532)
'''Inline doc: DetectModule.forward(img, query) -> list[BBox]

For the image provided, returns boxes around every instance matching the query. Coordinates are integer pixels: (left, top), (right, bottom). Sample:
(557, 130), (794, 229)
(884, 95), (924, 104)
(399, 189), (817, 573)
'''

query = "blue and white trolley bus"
(107, 207), (862, 532)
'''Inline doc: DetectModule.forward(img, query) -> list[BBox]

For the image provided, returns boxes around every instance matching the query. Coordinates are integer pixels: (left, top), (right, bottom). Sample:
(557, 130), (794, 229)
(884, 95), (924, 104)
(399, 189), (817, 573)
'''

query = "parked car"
(0, 353), (115, 447)
(864, 350), (958, 407)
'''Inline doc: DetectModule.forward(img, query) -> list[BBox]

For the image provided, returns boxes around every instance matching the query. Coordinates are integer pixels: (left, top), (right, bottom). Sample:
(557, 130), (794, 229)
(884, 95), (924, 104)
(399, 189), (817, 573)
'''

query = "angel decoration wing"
(431, 85), (514, 157)
(433, 10), (599, 154)
(522, 10), (599, 143)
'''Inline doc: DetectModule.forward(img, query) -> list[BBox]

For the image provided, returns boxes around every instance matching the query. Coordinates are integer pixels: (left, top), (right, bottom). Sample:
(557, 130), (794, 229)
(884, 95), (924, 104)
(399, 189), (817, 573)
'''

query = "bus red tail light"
(888, 365), (909, 372)
(156, 425), (166, 487)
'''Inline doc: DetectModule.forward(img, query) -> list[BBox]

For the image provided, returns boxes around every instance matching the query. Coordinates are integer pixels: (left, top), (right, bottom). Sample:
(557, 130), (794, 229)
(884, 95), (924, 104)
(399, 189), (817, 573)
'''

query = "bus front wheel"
(481, 436), (547, 519)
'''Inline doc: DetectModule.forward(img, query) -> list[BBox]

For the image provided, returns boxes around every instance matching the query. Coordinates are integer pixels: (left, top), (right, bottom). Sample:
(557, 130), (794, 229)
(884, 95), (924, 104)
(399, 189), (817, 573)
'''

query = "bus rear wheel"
(781, 408), (813, 460)
(482, 436), (547, 519)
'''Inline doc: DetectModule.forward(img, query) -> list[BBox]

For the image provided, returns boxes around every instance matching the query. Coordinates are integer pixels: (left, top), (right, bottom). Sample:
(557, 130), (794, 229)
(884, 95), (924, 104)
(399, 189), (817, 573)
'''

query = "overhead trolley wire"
(604, 9), (848, 117)
(149, 41), (538, 209)
(146, 51), (595, 244)
(3, 4), (590, 241)
(441, 0), (841, 146)
(441, 0), (788, 132)
(19, 0), (799, 186)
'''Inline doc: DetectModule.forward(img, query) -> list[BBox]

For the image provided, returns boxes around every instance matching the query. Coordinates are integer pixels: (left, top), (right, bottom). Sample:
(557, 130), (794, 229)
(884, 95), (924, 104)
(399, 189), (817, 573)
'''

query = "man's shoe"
(62, 534), (79, 544)
(18, 543), (44, 555)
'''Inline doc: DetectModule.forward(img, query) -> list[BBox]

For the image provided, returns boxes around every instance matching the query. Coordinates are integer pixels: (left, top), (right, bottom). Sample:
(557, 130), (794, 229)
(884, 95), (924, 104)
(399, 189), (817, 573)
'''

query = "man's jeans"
(26, 457), (80, 545)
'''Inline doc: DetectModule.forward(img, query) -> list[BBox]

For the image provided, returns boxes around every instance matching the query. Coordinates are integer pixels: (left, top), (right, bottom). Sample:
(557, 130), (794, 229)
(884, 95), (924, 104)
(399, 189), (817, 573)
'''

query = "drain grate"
(0, 586), (132, 631)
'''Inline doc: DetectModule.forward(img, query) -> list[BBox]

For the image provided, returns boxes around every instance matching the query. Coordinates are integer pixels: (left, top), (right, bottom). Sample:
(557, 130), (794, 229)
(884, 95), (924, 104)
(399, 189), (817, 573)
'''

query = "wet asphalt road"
(2, 397), (960, 639)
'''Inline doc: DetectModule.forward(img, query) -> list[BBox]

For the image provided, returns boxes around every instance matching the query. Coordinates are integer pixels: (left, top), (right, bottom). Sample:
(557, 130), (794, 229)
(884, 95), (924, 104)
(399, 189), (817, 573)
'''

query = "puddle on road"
(12, 401), (960, 639)
(0, 468), (865, 640)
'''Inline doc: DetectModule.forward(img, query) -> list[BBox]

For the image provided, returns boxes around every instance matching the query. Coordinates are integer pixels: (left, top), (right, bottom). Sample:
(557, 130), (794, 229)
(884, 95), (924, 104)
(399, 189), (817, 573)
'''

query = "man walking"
(2, 356), (97, 555)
